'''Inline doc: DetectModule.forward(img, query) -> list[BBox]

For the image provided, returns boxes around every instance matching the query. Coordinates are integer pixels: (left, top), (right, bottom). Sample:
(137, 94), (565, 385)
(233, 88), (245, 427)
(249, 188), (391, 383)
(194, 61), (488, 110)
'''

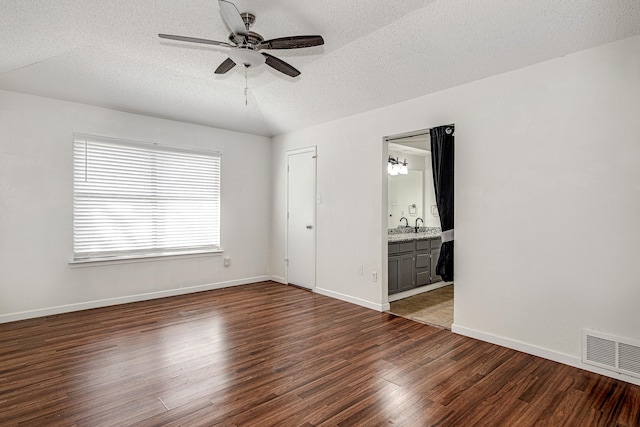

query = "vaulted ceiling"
(2, 0), (639, 137)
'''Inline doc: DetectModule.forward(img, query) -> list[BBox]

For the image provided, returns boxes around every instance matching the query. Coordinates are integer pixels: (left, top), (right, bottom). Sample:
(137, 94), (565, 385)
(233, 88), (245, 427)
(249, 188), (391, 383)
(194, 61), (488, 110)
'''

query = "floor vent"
(583, 329), (640, 379)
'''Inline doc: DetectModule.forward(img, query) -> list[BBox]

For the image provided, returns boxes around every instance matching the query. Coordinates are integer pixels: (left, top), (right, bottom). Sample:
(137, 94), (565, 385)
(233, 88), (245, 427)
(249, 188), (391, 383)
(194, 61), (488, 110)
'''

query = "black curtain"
(430, 125), (454, 282)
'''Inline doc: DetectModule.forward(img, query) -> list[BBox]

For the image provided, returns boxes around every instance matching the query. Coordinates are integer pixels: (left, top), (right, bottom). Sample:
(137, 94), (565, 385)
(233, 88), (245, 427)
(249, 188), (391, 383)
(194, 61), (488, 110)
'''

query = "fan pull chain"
(244, 66), (248, 106)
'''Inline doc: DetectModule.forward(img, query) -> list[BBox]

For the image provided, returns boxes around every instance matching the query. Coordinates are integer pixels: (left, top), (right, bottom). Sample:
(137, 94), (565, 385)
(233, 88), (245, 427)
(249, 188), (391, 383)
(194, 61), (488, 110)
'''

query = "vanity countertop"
(388, 231), (441, 243)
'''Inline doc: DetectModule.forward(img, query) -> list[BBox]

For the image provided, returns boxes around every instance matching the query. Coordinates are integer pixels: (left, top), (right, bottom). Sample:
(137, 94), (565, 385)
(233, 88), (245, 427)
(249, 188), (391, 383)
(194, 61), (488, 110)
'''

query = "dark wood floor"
(1, 281), (639, 426)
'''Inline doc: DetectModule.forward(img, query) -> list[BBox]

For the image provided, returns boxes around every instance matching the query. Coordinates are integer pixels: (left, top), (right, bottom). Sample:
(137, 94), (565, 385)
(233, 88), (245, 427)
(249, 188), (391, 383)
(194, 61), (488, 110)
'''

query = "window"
(73, 135), (220, 262)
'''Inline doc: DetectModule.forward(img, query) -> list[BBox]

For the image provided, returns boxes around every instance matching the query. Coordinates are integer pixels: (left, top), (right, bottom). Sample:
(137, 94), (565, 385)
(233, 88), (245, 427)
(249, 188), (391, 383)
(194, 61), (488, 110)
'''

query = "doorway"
(384, 129), (454, 329)
(286, 147), (316, 289)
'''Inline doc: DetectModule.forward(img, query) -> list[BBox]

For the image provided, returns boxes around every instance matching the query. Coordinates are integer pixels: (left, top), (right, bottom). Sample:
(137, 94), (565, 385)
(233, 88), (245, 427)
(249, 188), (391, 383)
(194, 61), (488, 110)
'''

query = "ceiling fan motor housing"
(230, 30), (264, 48)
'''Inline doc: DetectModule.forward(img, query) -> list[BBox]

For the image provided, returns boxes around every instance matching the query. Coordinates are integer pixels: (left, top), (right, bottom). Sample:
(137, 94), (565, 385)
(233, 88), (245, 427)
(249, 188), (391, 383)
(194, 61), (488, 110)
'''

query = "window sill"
(69, 249), (224, 268)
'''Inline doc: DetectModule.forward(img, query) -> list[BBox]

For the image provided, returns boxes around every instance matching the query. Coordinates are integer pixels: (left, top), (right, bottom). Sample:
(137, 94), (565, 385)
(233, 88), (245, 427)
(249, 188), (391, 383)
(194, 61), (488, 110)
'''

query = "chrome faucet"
(399, 217), (409, 228)
(415, 218), (423, 233)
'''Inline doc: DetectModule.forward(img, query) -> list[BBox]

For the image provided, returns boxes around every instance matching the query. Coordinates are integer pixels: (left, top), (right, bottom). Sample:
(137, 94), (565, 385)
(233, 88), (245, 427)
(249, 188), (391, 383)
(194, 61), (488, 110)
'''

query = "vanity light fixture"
(399, 159), (408, 175)
(387, 156), (408, 176)
(388, 156), (398, 176)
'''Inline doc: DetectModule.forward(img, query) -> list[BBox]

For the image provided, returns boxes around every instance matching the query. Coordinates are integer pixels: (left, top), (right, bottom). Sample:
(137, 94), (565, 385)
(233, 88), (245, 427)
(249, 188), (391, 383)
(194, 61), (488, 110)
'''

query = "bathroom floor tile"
(388, 284), (453, 329)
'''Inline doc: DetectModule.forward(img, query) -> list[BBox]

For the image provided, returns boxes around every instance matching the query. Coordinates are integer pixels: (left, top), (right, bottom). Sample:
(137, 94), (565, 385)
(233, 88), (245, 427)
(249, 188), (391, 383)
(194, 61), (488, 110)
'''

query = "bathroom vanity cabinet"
(388, 237), (442, 295)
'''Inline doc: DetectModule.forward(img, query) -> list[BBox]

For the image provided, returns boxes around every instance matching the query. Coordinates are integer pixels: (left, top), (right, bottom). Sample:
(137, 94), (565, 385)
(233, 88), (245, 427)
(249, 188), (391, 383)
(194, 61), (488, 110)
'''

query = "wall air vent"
(585, 334), (616, 368)
(583, 329), (640, 379)
(619, 343), (640, 376)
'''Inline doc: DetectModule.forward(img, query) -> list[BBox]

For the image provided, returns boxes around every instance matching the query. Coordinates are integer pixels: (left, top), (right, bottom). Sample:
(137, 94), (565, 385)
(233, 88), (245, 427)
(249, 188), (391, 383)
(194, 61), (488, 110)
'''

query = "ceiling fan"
(159, 0), (324, 78)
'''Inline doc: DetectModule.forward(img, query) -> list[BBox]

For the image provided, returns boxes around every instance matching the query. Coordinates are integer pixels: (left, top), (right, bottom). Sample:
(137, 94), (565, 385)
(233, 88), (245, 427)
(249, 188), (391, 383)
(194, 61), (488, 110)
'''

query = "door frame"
(285, 146), (317, 288)
(382, 128), (433, 307)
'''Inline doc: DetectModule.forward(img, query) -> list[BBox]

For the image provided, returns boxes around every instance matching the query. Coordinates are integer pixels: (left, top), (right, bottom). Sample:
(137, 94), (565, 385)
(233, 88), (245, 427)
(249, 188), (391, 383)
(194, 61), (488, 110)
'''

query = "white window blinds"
(73, 135), (220, 261)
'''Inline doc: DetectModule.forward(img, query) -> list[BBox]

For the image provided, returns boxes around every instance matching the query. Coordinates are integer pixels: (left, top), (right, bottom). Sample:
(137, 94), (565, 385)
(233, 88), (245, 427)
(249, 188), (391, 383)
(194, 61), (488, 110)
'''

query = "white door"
(286, 147), (316, 289)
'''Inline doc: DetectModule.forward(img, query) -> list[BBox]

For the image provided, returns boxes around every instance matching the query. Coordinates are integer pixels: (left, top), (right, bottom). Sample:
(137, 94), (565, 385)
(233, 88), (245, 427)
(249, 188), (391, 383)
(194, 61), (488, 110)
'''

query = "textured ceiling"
(1, 0), (639, 137)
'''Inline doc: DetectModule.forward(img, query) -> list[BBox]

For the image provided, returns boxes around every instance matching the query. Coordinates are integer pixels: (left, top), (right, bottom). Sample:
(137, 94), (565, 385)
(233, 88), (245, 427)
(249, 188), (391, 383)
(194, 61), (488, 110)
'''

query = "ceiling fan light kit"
(228, 48), (265, 68)
(158, 0), (324, 78)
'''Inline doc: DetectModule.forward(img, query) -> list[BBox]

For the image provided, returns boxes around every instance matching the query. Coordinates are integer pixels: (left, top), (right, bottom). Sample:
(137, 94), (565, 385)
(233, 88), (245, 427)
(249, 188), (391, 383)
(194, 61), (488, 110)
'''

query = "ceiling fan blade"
(218, 0), (247, 36)
(262, 53), (300, 77)
(259, 35), (324, 50)
(215, 58), (236, 74)
(158, 34), (233, 47)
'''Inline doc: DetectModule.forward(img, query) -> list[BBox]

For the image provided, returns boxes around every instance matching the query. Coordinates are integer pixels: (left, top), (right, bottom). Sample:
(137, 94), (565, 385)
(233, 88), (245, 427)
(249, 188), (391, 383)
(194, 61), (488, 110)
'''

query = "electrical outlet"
(224, 257), (231, 267)
(371, 271), (377, 282)
(357, 265), (363, 276)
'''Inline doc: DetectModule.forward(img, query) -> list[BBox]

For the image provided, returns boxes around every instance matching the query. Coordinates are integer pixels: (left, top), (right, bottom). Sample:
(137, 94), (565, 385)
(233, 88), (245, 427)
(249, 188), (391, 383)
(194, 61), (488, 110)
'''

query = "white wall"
(271, 35), (640, 376)
(0, 90), (271, 321)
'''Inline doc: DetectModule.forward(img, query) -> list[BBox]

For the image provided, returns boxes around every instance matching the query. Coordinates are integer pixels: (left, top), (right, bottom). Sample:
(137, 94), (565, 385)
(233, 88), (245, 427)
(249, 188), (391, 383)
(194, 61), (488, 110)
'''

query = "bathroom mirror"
(387, 139), (440, 230)
(388, 170), (423, 228)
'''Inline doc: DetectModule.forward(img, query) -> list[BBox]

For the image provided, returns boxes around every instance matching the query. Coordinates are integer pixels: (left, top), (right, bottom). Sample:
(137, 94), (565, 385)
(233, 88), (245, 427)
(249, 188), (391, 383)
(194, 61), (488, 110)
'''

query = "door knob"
(306, 225), (313, 229)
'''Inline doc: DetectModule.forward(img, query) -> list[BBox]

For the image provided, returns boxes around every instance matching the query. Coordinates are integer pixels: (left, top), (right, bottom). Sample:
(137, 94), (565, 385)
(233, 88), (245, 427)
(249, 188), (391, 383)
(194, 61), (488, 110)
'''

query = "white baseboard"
(452, 324), (640, 387)
(270, 275), (287, 285)
(0, 275), (271, 324)
(388, 281), (452, 302)
(314, 287), (387, 312)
